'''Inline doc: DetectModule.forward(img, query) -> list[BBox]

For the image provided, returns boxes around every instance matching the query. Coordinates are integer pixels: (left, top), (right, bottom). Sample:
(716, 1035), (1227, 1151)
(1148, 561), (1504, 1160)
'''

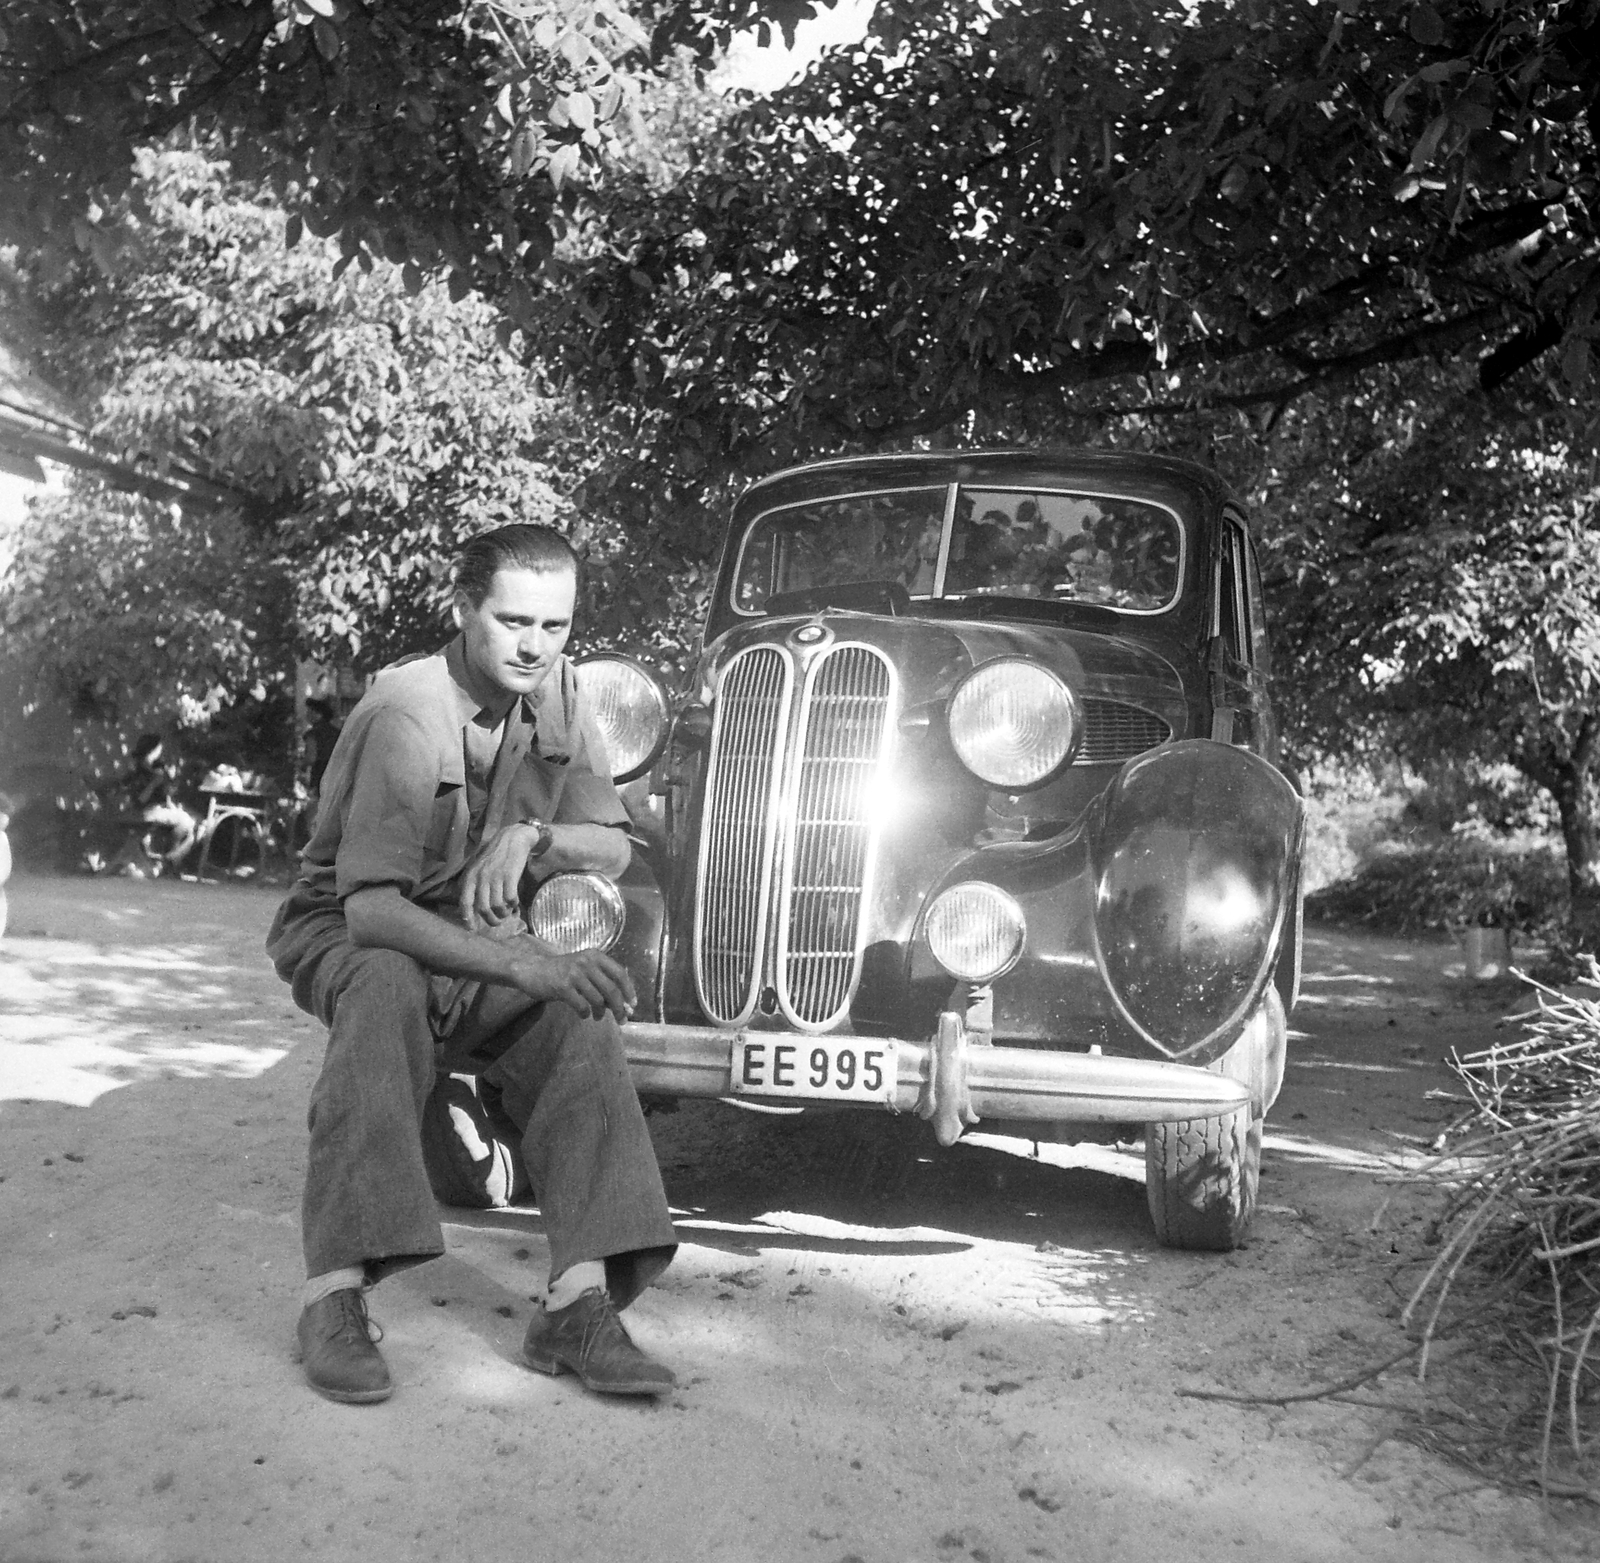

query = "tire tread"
(1145, 1105), (1260, 1251)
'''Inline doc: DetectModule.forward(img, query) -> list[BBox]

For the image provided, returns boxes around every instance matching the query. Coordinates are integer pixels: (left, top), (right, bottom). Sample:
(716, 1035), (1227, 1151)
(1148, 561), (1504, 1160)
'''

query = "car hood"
(699, 606), (1187, 713)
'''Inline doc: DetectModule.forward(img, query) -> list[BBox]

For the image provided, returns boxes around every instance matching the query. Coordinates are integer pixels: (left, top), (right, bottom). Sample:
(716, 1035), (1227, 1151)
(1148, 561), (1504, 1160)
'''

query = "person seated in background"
(109, 733), (198, 877)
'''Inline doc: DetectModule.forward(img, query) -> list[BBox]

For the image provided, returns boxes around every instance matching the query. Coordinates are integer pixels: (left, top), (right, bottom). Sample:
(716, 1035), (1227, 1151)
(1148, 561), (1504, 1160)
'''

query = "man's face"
(454, 566), (576, 704)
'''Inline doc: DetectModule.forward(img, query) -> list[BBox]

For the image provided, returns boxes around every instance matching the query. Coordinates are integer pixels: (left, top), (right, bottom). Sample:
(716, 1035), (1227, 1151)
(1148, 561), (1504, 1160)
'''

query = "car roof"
(736, 447), (1237, 519)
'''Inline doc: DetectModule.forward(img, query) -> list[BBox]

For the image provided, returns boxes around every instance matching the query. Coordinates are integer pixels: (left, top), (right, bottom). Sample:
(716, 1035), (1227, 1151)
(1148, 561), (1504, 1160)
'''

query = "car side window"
(1216, 522), (1251, 666)
(1241, 528), (1270, 673)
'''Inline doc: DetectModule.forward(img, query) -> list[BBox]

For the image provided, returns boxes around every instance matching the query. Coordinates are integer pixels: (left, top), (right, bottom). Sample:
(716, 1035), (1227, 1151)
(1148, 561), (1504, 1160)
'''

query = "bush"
(1296, 760), (1409, 894)
(1305, 836), (1568, 937)
(1397, 761), (1558, 838)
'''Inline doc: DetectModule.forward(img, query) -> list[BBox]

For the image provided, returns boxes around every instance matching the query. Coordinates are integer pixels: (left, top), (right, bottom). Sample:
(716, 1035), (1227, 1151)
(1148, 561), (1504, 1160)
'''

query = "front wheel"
(1144, 1104), (1261, 1251)
(1143, 986), (1282, 1250)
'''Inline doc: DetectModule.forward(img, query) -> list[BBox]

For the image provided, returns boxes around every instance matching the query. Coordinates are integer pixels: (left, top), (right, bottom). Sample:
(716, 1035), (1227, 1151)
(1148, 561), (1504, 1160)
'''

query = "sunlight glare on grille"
(695, 647), (788, 1022)
(779, 645), (893, 1027)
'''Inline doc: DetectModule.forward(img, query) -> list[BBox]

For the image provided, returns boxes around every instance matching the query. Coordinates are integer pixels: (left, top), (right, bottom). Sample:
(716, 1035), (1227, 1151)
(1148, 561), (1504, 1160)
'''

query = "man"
(302, 697), (342, 799)
(266, 524), (677, 1405)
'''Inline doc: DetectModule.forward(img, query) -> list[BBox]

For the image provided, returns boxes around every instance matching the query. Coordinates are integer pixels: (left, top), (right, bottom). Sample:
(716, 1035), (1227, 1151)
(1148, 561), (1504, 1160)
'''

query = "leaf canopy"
(549, 0), (1598, 479)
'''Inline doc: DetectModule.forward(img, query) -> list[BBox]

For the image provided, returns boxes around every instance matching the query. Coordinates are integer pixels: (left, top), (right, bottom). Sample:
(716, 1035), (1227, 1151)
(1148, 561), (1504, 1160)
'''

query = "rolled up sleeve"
(334, 709), (440, 900)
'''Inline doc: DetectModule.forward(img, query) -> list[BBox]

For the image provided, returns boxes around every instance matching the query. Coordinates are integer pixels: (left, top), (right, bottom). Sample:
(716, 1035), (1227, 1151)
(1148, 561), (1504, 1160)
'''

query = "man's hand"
(508, 946), (638, 1021)
(458, 823), (540, 930)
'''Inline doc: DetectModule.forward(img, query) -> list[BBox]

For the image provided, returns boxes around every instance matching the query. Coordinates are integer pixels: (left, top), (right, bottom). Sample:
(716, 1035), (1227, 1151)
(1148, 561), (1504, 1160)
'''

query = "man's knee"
(337, 945), (427, 1006)
(547, 1007), (630, 1074)
(484, 1005), (632, 1117)
(309, 948), (436, 1124)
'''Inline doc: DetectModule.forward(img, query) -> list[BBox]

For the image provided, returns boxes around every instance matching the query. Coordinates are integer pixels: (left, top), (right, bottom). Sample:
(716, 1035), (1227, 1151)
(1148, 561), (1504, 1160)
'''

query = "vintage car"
(429, 449), (1304, 1252)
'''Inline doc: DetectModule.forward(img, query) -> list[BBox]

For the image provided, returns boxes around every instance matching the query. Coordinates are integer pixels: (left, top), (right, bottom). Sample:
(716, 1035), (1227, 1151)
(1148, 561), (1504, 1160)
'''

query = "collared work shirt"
(294, 637), (628, 923)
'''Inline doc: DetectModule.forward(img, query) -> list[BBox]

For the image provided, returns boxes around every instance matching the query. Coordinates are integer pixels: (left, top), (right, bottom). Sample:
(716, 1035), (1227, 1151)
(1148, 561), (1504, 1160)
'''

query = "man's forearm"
(541, 821), (630, 878)
(344, 886), (539, 984)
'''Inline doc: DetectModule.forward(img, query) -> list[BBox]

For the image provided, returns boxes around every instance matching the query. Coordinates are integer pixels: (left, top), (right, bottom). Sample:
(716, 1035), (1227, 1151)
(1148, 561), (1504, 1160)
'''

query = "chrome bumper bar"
(620, 1012), (1250, 1148)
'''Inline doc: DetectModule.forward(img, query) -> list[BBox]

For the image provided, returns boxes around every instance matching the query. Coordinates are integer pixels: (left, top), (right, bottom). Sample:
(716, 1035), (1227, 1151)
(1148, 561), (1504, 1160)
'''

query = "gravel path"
(0, 872), (1591, 1562)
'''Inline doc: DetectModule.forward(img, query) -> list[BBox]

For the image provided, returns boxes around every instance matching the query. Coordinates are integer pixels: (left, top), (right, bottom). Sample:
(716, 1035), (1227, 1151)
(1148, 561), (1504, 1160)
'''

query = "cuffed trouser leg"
(297, 942), (444, 1283)
(474, 993), (677, 1310)
(267, 897), (676, 1302)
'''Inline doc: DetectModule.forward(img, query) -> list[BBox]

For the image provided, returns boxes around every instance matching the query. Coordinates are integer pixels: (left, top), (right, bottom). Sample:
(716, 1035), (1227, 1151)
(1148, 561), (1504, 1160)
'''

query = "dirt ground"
(1, 871), (1596, 1563)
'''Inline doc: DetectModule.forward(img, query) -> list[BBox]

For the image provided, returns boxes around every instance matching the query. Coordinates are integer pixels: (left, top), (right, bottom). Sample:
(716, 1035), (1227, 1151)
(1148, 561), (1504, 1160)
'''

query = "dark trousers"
(266, 894), (676, 1305)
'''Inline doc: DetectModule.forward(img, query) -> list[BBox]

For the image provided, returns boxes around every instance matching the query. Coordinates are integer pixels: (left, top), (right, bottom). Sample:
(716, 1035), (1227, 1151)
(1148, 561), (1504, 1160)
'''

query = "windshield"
(946, 488), (1181, 611)
(733, 483), (1183, 615)
(732, 488), (947, 613)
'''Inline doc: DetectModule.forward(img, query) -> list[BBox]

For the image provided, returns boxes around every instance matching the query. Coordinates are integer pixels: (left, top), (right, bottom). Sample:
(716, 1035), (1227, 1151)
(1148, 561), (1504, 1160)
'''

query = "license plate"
(730, 1037), (898, 1104)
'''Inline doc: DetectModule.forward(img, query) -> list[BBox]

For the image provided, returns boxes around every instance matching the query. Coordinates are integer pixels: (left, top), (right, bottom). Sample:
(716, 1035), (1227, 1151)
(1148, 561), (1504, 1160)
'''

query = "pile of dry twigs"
(1406, 960), (1600, 1494)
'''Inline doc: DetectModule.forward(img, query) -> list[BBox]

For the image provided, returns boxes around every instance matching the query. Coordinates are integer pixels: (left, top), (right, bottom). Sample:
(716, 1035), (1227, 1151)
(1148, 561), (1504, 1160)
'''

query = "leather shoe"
(297, 1289), (392, 1404)
(522, 1288), (675, 1396)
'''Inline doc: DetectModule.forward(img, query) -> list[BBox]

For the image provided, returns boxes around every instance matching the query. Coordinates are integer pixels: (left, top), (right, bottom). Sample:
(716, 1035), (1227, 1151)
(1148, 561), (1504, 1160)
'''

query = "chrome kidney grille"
(777, 646), (896, 1026)
(694, 646), (793, 1026)
(694, 641), (897, 1030)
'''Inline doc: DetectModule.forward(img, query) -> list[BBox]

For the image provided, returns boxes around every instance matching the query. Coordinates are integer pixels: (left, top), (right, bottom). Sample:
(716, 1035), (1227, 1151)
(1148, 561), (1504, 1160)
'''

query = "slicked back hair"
(454, 524), (579, 608)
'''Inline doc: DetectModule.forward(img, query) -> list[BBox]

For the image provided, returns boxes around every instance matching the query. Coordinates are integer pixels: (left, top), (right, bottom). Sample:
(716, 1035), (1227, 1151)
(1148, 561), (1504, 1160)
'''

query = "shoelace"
(575, 1294), (630, 1365)
(331, 1288), (384, 1346)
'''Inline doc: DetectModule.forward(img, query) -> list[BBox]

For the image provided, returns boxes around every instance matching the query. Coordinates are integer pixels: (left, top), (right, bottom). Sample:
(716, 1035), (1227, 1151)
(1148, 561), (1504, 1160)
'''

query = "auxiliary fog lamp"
(528, 872), (626, 954)
(924, 881), (1027, 983)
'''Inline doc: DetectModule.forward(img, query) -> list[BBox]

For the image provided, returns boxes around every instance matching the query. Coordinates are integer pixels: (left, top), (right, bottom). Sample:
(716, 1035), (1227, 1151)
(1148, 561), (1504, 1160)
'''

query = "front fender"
(613, 845), (665, 1022)
(1091, 740), (1302, 1062)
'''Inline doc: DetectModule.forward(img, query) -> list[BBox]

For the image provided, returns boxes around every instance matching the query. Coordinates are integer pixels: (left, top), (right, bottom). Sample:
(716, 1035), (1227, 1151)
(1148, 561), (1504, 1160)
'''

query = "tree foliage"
(0, 0), (836, 337)
(3, 489), (295, 780)
(551, 0), (1597, 488)
(1262, 358), (1600, 938)
(10, 1), (1592, 483)
(1, 143), (696, 798)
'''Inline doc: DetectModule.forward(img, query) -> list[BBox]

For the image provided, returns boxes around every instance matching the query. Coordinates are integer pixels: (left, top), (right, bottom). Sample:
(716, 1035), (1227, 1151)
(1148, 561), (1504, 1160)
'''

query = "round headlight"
(576, 656), (670, 783)
(948, 660), (1077, 789)
(924, 882), (1027, 982)
(528, 872), (625, 954)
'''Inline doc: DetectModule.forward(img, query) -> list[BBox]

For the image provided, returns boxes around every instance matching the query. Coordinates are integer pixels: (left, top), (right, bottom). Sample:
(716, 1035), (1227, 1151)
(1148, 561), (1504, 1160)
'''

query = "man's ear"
(450, 591), (465, 630)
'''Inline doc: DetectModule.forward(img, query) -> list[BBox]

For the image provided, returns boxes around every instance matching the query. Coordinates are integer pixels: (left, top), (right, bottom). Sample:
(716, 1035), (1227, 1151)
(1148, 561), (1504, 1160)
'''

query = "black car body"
(469, 450), (1305, 1250)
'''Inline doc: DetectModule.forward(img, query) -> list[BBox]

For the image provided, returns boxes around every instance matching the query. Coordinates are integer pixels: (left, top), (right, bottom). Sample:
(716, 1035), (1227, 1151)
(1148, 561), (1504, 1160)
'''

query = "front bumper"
(620, 1012), (1250, 1147)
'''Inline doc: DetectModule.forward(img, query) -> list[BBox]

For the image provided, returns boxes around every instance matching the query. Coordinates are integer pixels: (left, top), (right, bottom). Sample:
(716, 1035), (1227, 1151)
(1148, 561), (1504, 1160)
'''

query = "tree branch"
(1480, 314), (1566, 390)
(136, 5), (283, 144)
(773, 298), (1511, 455)
(1176, 1343), (1423, 1407)
(4, 3), (248, 119)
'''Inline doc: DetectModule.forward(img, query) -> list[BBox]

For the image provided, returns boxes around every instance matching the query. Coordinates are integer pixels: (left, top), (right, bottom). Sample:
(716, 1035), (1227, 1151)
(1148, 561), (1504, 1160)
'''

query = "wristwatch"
(525, 818), (554, 859)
